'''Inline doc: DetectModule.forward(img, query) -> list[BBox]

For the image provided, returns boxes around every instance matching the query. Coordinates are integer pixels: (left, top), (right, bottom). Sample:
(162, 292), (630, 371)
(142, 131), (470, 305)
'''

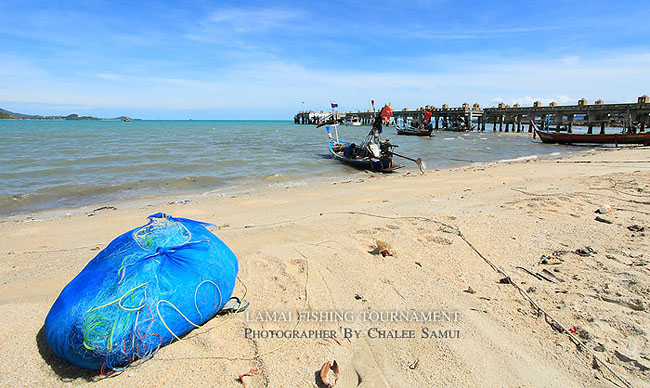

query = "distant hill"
(0, 108), (132, 121)
(0, 108), (48, 119)
(0, 108), (20, 119)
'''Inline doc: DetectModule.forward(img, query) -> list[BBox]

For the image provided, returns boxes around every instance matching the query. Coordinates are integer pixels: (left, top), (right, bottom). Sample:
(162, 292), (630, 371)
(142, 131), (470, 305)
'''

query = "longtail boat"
(395, 123), (433, 136)
(326, 132), (400, 171)
(321, 103), (402, 172)
(441, 125), (469, 132)
(441, 115), (474, 132)
(395, 112), (434, 136)
(531, 120), (650, 145)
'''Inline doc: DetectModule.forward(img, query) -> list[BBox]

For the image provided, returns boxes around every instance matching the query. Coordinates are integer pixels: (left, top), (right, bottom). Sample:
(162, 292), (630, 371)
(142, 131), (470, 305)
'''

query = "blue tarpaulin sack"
(44, 213), (238, 373)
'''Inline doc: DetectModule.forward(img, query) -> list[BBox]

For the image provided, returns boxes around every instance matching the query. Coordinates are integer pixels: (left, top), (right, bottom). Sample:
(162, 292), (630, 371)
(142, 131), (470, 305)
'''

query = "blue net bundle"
(44, 213), (238, 373)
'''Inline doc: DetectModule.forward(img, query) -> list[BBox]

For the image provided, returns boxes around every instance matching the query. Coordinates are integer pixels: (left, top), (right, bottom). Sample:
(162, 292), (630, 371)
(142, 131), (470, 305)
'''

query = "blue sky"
(0, 0), (649, 119)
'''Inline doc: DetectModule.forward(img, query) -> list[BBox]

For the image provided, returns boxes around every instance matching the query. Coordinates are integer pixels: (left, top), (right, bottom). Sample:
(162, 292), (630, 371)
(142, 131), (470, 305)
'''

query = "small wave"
(267, 181), (307, 188)
(261, 173), (284, 182)
(261, 173), (307, 183)
(498, 155), (538, 163)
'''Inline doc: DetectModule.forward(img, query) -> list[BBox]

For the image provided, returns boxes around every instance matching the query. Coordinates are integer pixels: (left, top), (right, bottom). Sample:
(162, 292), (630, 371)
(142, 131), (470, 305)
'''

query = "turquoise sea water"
(0, 120), (580, 215)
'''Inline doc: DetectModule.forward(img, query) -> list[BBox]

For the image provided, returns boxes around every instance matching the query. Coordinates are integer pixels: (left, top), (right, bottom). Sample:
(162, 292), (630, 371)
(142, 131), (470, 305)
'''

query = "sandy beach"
(1, 146), (649, 388)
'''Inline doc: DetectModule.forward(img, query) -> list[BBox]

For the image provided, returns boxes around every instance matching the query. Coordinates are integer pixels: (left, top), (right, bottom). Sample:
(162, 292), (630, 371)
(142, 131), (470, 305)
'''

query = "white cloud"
(96, 73), (124, 81)
(0, 55), (48, 78)
(510, 96), (537, 105)
(208, 8), (302, 33)
(555, 95), (574, 104)
(509, 95), (576, 107)
(398, 25), (566, 41)
(560, 56), (579, 65)
(182, 7), (303, 50)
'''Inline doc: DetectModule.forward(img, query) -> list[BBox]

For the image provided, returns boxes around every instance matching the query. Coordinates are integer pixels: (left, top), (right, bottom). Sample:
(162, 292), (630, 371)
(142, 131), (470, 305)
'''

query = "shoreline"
(1, 145), (649, 387)
(0, 131), (586, 219)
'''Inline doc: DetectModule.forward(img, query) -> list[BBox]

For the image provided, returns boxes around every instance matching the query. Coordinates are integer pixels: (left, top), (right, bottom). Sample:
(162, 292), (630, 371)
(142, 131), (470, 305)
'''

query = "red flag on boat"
(423, 110), (432, 125)
(380, 104), (393, 124)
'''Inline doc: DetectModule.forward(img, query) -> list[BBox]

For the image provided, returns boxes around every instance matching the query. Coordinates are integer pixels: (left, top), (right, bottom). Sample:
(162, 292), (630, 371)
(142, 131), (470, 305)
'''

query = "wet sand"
(1, 146), (649, 388)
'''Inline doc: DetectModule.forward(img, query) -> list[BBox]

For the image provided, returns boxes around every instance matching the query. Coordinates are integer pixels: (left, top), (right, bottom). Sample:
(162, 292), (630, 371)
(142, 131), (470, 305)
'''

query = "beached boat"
(326, 132), (400, 171)
(532, 121), (650, 145)
(323, 105), (402, 172)
(321, 101), (426, 172)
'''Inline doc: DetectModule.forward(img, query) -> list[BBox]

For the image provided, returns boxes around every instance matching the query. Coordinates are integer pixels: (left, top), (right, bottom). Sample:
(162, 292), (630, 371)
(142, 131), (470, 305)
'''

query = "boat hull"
(442, 125), (473, 132)
(536, 129), (650, 145)
(328, 139), (398, 172)
(395, 125), (433, 136)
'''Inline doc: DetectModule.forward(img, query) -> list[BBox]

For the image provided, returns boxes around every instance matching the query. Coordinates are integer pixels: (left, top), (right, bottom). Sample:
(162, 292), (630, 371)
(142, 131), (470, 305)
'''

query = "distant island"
(0, 108), (134, 121)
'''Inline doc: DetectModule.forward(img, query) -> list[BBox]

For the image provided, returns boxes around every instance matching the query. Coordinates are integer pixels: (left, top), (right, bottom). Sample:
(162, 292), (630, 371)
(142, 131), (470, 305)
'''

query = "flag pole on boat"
(330, 100), (340, 143)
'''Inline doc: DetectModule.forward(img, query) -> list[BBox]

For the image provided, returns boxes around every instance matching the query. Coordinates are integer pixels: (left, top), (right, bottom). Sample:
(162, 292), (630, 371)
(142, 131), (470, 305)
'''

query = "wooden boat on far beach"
(531, 120), (650, 145)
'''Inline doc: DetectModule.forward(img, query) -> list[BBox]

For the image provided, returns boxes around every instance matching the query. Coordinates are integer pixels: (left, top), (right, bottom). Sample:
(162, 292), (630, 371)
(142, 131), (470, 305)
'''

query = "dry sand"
(1, 146), (649, 388)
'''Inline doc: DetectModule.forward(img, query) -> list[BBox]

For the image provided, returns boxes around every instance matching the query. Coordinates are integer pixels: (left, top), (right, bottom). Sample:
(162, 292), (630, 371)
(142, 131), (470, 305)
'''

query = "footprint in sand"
(425, 235), (453, 245)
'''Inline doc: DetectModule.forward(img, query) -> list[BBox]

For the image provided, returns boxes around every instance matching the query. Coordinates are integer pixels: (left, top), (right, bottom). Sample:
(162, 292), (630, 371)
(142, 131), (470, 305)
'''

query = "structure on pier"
(294, 110), (331, 124)
(295, 96), (650, 133)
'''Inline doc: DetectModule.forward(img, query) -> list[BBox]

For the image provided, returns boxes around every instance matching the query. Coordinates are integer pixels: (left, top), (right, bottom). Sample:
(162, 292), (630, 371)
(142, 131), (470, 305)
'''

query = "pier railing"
(295, 96), (650, 133)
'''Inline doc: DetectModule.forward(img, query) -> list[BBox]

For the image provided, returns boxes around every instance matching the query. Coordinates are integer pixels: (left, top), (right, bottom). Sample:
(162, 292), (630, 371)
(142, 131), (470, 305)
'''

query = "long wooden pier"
(294, 96), (650, 133)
